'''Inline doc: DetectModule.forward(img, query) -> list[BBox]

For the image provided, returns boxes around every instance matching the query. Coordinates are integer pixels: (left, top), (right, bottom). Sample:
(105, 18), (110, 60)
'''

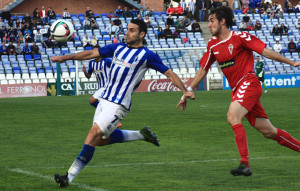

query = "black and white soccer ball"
(50, 19), (75, 43)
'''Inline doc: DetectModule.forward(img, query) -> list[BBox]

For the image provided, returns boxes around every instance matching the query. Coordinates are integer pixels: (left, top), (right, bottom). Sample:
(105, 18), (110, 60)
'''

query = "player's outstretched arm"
(176, 68), (208, 111)
(261, 48), (300, 67)
(164, 69), (195, 99)
(51, 48), (100, 63)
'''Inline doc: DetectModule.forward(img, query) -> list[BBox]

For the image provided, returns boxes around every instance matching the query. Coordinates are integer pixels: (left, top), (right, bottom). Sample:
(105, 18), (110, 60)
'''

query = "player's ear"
(140, 31), (146, 39)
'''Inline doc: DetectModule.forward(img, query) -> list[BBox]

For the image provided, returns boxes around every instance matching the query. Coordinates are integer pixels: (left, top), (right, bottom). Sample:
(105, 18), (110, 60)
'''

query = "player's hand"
(82, 65), (86, 72)
(176, 97), (187, 111)
(184, 91), (195, 100)
(51, 55), (66, 63)
(293, 61), (300, 67)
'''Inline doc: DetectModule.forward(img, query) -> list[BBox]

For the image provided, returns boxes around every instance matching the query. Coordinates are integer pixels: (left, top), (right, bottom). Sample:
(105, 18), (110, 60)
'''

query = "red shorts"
(231, 74), (268, 127)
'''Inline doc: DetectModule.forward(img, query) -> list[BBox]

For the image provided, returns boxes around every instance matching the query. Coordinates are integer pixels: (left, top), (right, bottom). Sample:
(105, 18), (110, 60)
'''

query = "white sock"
(122, 130), (144, 142)
(67, 159), (86, 184)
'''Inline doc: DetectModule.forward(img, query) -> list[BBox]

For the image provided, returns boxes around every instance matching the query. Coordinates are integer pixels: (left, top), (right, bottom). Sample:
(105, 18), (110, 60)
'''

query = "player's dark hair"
(209, 6), (234, 28)
(130, 19), (147, 37)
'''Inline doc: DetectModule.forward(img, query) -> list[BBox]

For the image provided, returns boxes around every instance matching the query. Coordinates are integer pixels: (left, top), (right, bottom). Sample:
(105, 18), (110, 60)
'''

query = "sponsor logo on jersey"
(219, 58), (235, 69)
(228, 44), (234, 55)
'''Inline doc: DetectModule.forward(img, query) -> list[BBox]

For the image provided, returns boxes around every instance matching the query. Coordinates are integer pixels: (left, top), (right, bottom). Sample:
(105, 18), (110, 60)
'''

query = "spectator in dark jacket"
(23, 41), (31, 55)
(272, 24), (281, 35)
(166, 14), (174, 26)
(288, 39), (297, 53)
(163, 25), (173, 38)
(280, 23), (288, 35)
(1, 8), (11, 21)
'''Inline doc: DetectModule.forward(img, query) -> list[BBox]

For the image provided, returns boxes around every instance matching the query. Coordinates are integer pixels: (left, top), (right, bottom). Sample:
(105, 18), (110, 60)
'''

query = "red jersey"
(167, 7), (176, 14)
(175, 7), (184, 14)
(200, 31), (266, 89)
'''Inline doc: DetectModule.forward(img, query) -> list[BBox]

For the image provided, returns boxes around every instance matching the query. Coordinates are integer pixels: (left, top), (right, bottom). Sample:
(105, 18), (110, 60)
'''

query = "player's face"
(126, 23), (144, 46)
(208, 14), (222, 37)
(256, 57), (260, 62)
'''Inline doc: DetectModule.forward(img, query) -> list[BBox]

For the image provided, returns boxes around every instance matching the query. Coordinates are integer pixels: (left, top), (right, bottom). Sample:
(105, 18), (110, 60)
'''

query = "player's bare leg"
(254, 118), (300, 151)
(227, 101), (252, 176)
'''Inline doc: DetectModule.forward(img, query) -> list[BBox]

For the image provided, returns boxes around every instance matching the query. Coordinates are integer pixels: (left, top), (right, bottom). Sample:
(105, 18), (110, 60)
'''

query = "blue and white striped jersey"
(87, 58), (112, 89)
(98, 43), (169, 110)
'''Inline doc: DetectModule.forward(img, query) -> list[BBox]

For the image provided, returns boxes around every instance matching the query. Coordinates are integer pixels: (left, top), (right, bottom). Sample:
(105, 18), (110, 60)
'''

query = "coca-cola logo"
(147, 79), (190, 92)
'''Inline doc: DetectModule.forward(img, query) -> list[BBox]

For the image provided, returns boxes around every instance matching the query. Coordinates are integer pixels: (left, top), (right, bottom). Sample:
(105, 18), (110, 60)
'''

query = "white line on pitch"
(9, 168), (109, 191)
(28, 155), (298, 169)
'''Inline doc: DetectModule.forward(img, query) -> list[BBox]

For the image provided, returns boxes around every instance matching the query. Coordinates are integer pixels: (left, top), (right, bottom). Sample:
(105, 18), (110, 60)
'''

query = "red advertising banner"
(136, 78), (203, 92)
(0, 83), (47, 98)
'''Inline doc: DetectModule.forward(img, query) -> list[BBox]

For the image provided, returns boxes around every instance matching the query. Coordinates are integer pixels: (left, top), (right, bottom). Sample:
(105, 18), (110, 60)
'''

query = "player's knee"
(85, 125), (103, 146)
(227, 112), (236, 126)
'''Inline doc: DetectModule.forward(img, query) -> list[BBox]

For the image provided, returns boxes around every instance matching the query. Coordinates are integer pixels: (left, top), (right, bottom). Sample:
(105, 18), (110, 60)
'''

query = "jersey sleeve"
(199, 42), (216, 70)
(238, 32), (266, 54)
(146, 52), (169, 74)
(103, 58), (112, 68)
(99, 43), (122, 58)
(87, 60), (93, 74)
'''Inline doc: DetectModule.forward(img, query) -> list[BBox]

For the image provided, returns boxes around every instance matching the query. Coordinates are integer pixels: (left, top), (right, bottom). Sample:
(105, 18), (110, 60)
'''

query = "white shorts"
(92, 88), (105, 100)
(93, 98), (128, 139)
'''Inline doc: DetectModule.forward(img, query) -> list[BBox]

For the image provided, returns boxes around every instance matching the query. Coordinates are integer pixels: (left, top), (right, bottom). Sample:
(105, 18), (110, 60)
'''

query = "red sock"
(232, 124), (249, 167)
(273, 128), (300, 152)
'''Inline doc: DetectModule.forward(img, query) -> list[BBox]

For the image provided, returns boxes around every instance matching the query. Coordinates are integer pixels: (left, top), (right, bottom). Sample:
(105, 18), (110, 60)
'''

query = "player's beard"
(127, 35), (143, 47)
(211, 23), (222, 37)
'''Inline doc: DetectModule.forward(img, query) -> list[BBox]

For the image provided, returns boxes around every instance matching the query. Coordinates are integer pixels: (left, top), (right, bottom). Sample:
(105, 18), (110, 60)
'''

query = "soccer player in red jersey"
(177, 6), (300, 176)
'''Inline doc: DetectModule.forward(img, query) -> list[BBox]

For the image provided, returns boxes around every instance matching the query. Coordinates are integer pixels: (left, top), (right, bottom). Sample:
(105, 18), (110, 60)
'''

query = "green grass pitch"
(0, 88), (300, 191)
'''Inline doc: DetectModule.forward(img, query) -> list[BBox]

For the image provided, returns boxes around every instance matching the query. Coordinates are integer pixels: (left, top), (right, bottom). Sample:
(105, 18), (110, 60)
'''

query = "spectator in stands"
(39, 6), (47, 18)
(90, 18), (98, 30)
(272, 24), (281, 35)
(144, 15), (152, 28)
(167, 5), (176, 15)
(8, 26), (16, 36)
(15, 19), (21, 29)
(174, 18), (180, 27)
(139, 8), (145, 17)
(276, 10), (283, 19)
(199, 0), (207, 22)
(24, 31), (33, 43)
(166, 14), (174, 27)
(34, 29), (43, 43)
(274, 1), (283, 13)
(175, 4), (184, 16)
(173, 29), (181, 38)
(0, 17), (4, 28)
(145, 7), (153, 17)
(9, 33), (17, 43)
(248, 0), (256, 12)
(296, 17), (300, 29)
(83, 17), (91, 30)
(188, 0), (196, 16)
(270, 10), (276, 19)
(22, 41), (31, 55)
(157, 27), (164, 39)
(273, 39), (282, 53)
(23, 13), (32, 24)
(1, 8), (11, 21)
(42, 37), (53, 48)
(246, 19), (255, 30)
(113, 35), (118, 43)
(33, 13), (42, 26)
(42, 15), (50, 25)
(231, 0), (241, 10)
(7, 41), (15, 55)
(191, 20), (202, 32)
(176, 20), (186, 32)
(0, 41), (7, 55)
(7, 17), (14, 28)
(254, 20), (262, 30)
(239, 21), (247, 31)
(182, 15), (190, 27)
(122, 7), (130, 19)
(297, 39), (300, 52)
(90, 35), (98, 47)
(47, 7), (56, 19)
(113, 16), (123, 32)
(40, 25), (49, 38)
(242, 13), (250, 24)
(15, 41), (23, 55)
(33, 8), (38, 18)
(115, 6), (123, 18)
(242, 0), (250, 11)
(288, 39), (297, 53)
(131, 8), (138, 18)
(17, 31), (24, 43)
(261, 11), (268, 19)
(163, 25), (173, 38)
(136, 14), (143, 20)
(180, 0), (187, 12)
(83, 33), (92, 49)
(106, 22), (118, 35)
(284, 0), (289, 10)
(86, 7), (93, 18)
(295, 1), (300, 11)
(280, 23), (288, 35)
(287, 3), (294, 13)
(63, 8), (71, 19)
(31, 41), (40, 55)
(2, 32), (9, 43)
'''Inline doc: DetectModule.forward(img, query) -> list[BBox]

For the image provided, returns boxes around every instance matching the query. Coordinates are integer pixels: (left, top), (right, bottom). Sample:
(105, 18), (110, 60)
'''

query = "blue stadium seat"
(24, 54), (32, 61)
(34, 54), (41, 60)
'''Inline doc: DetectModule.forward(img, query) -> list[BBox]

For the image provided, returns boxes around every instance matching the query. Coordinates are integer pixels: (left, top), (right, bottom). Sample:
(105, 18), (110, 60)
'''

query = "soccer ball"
(50, 19), (74, 43)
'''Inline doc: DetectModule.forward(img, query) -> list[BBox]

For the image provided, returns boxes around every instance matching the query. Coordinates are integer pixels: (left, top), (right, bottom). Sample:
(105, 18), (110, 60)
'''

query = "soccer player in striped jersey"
(178, 6), (300, 176)
(51, 19), (195, 187)
(82, 55), (112, 108)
